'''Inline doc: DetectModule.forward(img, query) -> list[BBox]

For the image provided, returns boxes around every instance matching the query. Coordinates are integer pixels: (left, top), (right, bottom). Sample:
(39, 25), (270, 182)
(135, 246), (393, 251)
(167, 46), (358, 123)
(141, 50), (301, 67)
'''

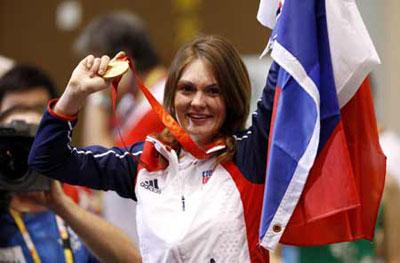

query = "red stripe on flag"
(340, 78), (386, 239)
(281, 78), (386, 245)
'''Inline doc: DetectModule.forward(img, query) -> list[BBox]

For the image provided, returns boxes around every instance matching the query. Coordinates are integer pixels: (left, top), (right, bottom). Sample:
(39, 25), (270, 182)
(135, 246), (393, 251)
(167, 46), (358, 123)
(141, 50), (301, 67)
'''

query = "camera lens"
(0, 138), (32, 182)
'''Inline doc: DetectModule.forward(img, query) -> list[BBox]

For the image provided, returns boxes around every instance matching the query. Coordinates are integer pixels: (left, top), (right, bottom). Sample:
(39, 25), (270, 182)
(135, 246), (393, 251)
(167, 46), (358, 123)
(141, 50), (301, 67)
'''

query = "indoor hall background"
(0, 0), (270, 145)
(0, 0), (398, 134)
(0, 0), (268, 97)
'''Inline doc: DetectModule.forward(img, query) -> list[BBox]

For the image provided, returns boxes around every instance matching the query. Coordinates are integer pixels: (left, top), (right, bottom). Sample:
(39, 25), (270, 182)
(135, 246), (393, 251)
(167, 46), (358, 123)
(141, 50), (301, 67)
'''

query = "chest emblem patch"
(202, 170), (213, 184)
(140, 179), (161, 194)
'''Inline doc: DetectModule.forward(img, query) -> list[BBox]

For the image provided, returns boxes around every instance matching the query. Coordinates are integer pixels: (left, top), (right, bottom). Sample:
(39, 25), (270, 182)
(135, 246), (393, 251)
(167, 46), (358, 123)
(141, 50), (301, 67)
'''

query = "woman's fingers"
(78, 54), (116, 82)
(98, 55), (111, 75)
(90, 58), (101, 77)
(84, 55), (111, 77)
(84, 54), (95, 69)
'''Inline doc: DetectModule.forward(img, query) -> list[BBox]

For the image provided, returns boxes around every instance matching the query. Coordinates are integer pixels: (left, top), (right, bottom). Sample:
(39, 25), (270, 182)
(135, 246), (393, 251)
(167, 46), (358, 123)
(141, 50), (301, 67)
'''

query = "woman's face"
(174, 59), (226, 146)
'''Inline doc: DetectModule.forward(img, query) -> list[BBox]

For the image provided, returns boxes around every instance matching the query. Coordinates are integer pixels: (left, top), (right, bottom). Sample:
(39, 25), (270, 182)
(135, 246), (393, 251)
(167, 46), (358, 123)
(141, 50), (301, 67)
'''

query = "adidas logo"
(140, 179), (161, 194)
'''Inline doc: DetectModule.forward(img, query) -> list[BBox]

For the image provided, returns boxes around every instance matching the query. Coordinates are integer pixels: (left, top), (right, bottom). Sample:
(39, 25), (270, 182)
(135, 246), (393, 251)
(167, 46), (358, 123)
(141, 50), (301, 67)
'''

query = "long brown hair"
(158, 35), (251, 162)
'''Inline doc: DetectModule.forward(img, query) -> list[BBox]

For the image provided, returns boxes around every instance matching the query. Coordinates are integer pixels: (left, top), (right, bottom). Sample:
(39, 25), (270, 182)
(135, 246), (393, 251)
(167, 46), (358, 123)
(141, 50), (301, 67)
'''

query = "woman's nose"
(190, 91), (206, 108)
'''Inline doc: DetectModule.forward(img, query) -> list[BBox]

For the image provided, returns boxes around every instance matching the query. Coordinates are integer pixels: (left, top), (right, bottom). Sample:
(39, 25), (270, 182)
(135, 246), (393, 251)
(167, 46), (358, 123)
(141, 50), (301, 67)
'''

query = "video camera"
(0, 120), (51, 192)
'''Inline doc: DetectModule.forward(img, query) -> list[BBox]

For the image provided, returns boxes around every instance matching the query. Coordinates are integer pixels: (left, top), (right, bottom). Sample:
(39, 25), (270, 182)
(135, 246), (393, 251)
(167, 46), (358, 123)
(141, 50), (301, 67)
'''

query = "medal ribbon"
(111, 56), (210, 160)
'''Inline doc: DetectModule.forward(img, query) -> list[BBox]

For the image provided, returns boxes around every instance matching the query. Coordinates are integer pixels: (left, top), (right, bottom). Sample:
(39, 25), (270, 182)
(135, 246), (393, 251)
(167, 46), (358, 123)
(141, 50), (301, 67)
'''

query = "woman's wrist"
(55, 82), (88, 116)
(54, 98), (80, 117)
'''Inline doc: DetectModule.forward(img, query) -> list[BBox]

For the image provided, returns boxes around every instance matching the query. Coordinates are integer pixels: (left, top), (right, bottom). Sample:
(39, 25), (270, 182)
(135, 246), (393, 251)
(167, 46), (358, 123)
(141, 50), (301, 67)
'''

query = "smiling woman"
(161, 36), (251, 162)
(164, 36), (251, 137)
(28, 35), (274, 262)
(174, 58), (226, 146)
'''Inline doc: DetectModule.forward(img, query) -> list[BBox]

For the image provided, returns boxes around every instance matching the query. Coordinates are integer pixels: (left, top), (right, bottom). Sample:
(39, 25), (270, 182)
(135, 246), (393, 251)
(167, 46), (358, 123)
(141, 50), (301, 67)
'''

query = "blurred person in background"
(0, 64), (99, 212)
(0, 64), (58, 112)
(0, 105), (141, 262)
(74, 11), (167, 243)
(0, 105), (98, 262)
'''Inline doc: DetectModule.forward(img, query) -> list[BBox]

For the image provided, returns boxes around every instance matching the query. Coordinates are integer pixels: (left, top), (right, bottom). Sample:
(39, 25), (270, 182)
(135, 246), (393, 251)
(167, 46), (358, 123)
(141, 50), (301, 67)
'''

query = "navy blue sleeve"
(234, 61), (278, 184)
(28, 111), (142, 200)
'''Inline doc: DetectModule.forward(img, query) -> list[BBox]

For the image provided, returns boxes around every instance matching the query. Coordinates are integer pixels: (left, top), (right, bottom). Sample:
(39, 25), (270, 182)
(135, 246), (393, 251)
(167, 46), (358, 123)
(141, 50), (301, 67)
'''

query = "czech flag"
(257, 0), (386, 250)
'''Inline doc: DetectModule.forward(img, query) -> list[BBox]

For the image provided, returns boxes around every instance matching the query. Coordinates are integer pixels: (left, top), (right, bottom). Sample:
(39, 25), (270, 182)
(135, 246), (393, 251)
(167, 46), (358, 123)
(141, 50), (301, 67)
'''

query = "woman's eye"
(206, 86), (221, 96)
(179, 84), (195, 93)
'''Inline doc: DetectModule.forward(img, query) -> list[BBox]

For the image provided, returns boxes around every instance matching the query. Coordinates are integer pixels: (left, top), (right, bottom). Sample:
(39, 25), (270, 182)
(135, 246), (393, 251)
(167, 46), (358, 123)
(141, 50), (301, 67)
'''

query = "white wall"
(359, 0), (400, 133)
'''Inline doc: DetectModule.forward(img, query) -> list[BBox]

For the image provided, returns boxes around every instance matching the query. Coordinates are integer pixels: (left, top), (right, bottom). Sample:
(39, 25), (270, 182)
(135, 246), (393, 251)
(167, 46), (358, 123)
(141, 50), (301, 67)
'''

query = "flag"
(257, 0), (386, 250)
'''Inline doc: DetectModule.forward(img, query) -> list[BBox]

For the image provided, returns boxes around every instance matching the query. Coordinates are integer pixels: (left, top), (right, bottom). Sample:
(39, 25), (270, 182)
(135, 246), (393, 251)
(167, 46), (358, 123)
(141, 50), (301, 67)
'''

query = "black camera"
(0, 120), (51, 192)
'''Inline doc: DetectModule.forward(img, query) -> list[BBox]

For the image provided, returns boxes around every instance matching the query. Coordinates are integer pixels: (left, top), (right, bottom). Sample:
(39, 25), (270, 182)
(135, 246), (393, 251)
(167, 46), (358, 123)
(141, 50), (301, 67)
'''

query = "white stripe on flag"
(326, 0), (380, 107)
(257, 0), (279, 29)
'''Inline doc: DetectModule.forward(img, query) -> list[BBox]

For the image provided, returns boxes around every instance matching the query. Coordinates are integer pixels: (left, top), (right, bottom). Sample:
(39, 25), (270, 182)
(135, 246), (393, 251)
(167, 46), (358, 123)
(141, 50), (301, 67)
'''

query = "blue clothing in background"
(0, 209), (99, 263)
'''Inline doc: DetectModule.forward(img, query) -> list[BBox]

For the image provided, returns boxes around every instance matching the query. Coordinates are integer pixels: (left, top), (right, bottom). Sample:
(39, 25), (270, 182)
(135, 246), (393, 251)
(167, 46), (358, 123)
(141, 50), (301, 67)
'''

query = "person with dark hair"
(0, 64), (58, 112)
(0, 105), (98, 262)
(74, 11), (159, 74)
(75, 11), (167, 243)
(0, 105), (141, 262)
(0, 63), (103, 213)
(29, 35), (273, 262)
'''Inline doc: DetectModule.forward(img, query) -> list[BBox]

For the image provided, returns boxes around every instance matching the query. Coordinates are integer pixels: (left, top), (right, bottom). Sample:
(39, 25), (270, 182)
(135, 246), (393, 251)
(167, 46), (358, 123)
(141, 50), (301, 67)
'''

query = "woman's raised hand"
(54, 52), (125, 116)
(69, 54), (111, 94)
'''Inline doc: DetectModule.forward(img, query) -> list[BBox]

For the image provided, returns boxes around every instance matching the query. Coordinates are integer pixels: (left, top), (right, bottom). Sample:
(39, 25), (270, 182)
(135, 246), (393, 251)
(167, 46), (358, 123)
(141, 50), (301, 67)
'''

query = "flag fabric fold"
(257, 0), (386, 250)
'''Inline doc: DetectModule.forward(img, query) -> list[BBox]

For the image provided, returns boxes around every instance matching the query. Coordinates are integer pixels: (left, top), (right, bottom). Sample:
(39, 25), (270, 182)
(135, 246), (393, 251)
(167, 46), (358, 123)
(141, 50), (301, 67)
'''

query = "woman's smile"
(187, 112), (212, 123)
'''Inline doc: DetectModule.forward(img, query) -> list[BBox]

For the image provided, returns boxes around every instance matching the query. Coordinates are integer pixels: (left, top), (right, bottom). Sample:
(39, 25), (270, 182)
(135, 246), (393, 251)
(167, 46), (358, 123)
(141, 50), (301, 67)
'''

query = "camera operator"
(0, 63), (103, 213)
(0, 105), (141, 262)
(0, 63), (141, 262)
(0, 105), (99, 262)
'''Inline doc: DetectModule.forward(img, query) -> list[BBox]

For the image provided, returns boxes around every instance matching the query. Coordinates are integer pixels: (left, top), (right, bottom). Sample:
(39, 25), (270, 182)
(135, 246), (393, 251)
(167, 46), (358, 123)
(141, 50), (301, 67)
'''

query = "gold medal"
(103, 60), (129, 79)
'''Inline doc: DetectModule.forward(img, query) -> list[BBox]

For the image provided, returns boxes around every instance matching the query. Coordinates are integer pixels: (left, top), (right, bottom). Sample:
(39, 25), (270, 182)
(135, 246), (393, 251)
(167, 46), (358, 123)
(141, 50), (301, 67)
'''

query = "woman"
(29, 35), (274, 262)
